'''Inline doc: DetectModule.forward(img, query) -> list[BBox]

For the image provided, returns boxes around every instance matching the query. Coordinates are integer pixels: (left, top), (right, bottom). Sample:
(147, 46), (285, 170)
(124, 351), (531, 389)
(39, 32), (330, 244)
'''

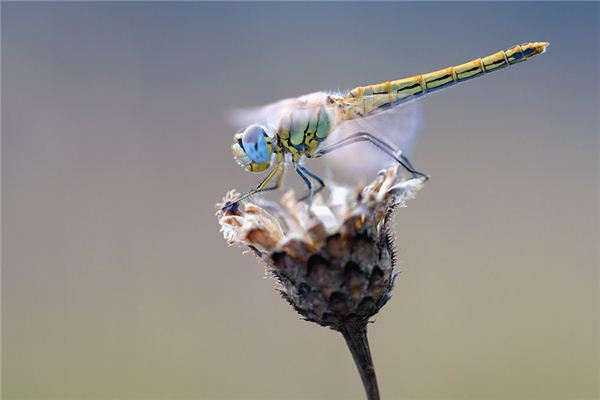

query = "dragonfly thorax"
(276, 101), (333, 160)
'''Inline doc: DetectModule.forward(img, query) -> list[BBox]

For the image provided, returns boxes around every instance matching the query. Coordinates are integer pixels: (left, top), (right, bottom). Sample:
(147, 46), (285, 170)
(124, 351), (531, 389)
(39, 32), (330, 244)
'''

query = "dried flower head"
(218, 166), (423, 329)
(216, 166), (425, 399)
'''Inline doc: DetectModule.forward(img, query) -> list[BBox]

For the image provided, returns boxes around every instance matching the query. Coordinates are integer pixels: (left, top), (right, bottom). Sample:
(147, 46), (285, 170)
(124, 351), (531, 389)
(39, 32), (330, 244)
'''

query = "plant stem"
(340, 323), (380, 400)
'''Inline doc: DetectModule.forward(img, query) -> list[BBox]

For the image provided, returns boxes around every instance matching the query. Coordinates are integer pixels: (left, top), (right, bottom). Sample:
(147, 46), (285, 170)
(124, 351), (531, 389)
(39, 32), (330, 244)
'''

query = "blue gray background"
(3, 2), (599, 399)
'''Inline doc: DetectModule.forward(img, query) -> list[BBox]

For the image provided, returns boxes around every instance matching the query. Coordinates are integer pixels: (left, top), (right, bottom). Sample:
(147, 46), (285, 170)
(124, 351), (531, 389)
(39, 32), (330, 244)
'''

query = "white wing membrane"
(324, 100), (423, 180)
(228, 99), (292, 128)
(228, 91), (329, 128)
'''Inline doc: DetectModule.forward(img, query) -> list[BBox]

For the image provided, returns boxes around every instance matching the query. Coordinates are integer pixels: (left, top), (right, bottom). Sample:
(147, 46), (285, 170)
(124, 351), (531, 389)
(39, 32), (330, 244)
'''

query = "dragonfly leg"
(261, 162), (286, 193)
(399, 153), (416, 170)
(310, 131), (398, 157)
(295, 165), (314, 206)
(315, 132), (429, 181)
(297, 164), (325, 203)
(222, 162), (282, 212)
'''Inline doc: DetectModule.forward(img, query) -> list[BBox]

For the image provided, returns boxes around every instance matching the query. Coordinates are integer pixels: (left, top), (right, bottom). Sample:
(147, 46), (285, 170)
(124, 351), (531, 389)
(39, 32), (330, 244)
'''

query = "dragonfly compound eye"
(241, 124), (271, 164)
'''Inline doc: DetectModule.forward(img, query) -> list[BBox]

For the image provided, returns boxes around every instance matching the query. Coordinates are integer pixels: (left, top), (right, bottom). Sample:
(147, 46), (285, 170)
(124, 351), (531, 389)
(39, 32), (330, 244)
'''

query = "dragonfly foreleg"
(296, 165), (325, 204)
(261, 162), (286, 193)
(222, 162), (282, 212)
(314, 132), (429, 181)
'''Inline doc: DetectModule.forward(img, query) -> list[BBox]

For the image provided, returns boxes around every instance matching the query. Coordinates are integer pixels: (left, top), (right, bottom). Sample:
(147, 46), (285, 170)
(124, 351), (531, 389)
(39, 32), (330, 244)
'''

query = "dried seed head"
(216, 167), (425, 331)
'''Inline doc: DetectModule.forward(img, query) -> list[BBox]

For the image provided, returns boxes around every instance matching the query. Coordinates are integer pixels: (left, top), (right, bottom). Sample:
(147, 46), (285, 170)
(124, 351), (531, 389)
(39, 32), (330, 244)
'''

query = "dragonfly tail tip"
(537, 41), (550, 54)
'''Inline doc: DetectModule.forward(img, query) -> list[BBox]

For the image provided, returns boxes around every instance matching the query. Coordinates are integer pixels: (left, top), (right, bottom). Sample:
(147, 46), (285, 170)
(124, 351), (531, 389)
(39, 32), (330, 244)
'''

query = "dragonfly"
(225, 42), (549, 210)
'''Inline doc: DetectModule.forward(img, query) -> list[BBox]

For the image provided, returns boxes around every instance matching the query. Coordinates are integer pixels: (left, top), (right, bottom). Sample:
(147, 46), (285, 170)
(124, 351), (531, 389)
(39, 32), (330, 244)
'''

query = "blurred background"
(2, 2), (598, 399)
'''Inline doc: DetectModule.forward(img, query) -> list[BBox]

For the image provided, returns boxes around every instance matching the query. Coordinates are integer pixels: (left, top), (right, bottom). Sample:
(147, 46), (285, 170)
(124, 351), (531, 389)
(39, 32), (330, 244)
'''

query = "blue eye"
(242, 125), (270, 164)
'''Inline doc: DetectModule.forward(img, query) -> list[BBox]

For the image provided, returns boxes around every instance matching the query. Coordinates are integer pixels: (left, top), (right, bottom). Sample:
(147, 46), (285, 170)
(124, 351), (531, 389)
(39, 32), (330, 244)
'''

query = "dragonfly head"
(232, 124), (276, 173)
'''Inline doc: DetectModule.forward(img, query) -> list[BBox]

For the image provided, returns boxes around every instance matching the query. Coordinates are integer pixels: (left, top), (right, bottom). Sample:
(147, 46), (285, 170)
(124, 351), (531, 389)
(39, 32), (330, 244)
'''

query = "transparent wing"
(323, 99), (423, 181)
(228, 98), (293, 128)
(228, 91), (329, 129)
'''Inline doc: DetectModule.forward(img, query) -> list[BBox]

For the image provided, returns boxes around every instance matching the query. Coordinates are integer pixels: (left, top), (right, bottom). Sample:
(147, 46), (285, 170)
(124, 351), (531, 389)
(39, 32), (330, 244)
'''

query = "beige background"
(3, 2), (598, 399)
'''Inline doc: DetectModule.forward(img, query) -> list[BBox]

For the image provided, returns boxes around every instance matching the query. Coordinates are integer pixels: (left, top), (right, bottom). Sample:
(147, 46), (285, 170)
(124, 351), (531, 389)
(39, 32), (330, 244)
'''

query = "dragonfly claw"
(221, 199), (241, 215)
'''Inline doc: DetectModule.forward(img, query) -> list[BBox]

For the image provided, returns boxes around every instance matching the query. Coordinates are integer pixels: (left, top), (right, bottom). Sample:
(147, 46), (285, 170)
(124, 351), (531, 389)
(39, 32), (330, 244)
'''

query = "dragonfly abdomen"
(345, 42), (549, 118)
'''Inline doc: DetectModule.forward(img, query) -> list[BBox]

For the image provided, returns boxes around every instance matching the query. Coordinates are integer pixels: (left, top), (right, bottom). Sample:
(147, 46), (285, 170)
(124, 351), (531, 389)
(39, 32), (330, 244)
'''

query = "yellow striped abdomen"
(345, 42), (549, 118)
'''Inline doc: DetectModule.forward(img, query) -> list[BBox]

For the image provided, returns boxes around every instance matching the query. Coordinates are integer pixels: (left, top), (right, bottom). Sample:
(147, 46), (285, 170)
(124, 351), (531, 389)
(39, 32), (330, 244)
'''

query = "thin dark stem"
(340, 323), (380, 400)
